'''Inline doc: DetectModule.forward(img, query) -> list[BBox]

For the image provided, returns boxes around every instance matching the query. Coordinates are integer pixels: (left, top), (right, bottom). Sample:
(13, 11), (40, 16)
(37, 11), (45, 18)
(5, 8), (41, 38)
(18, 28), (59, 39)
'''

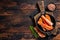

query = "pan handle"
(37, 1), (45, 14)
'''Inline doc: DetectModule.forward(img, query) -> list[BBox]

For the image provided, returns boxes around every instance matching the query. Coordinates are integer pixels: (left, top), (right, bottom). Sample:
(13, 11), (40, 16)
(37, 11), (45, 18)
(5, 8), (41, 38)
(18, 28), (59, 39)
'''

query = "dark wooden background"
(0, 0), (60, 40)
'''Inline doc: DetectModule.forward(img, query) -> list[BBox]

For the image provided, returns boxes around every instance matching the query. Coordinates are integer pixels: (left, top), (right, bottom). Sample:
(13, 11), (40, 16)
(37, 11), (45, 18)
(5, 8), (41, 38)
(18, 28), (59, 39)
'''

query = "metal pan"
(36, 1), (56, 36)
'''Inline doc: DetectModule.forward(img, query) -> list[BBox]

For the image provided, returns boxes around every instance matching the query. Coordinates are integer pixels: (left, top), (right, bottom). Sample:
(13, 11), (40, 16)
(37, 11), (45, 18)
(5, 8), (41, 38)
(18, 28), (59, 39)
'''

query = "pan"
(36, 1), (56, 36)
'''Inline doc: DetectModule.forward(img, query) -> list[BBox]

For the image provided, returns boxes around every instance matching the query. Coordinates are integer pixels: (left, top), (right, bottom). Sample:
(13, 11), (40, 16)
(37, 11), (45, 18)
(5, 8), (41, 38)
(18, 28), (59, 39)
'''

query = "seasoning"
(48, 4), (56, 11)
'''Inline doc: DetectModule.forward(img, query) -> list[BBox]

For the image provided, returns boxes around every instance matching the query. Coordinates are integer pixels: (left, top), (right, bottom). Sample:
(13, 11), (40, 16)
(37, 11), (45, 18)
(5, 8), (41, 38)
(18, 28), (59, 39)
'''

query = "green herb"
(29, 26), (39, 38)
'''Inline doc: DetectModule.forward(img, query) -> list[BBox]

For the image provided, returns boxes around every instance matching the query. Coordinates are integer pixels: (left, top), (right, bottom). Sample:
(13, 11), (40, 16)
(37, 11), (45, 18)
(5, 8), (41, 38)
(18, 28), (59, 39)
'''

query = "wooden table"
(0, 0), (60, 40)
